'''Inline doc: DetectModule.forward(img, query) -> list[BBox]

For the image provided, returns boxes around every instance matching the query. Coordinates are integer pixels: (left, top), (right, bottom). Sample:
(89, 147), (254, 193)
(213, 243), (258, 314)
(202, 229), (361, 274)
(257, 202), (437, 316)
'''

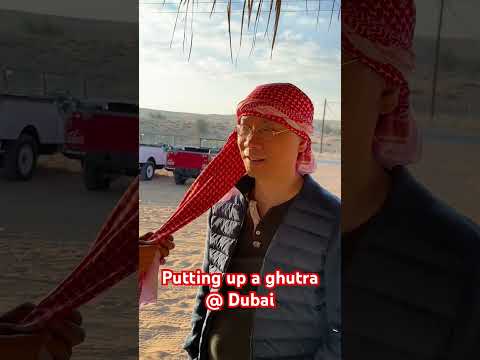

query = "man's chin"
(245, 160), (268, 177)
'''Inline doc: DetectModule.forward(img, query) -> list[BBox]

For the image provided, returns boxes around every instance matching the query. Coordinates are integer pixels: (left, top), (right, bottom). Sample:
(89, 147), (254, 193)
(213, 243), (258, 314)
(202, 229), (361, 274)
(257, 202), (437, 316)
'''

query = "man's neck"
(251, 173), (304, 217)
(342, 157), (391, 234)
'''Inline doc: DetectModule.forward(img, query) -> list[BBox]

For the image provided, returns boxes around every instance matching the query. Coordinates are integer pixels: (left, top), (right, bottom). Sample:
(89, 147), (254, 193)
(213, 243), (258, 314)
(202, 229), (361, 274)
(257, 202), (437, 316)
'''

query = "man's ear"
(380, 86), (400, 114)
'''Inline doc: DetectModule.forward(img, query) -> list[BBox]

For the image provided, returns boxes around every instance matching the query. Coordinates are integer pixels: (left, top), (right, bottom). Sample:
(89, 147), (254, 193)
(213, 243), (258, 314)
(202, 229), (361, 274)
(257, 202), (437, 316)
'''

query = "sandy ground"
(0, 154), (138, 359)
(139, 161), (341, 360)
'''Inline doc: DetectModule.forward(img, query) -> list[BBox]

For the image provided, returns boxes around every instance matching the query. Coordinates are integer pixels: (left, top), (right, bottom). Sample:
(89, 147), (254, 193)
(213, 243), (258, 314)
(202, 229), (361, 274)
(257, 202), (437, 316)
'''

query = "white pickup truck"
(139, 143), (170, 181)
(0, 94), (66, 180)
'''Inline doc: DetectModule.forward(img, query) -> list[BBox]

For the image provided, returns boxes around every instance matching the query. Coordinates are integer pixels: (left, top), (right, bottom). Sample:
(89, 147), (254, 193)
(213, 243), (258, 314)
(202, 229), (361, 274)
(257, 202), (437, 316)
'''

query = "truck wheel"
(83, 159), (110, 191)
(140, 161), (155, 181)
(174, 169), (186, 185)
(5, 134), (38, 181)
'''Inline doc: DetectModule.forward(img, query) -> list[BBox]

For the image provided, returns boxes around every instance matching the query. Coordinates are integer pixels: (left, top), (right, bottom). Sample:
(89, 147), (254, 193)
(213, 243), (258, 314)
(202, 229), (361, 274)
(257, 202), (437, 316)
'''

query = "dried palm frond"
(167, 0), (339, 61)
(328, 0), (336, 30)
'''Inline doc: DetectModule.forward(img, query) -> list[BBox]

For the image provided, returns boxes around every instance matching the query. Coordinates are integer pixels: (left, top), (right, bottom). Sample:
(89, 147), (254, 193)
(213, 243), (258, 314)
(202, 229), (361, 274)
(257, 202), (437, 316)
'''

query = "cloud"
(140, 4), (340, 115)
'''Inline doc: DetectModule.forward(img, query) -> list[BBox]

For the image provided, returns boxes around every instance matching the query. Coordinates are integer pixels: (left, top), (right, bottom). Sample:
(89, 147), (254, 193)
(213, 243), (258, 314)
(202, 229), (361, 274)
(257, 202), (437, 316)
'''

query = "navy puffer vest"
(184, 175), (341, 360)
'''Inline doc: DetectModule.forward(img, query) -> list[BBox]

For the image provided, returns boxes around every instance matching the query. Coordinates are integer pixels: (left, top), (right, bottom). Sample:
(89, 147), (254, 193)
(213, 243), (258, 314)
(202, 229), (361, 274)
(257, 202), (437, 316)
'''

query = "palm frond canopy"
(164, 0), (339, 60)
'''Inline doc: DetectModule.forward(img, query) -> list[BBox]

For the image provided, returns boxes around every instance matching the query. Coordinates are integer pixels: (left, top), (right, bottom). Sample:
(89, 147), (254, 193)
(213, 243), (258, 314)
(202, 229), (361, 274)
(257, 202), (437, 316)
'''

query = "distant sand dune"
(140, 108), (341, 155)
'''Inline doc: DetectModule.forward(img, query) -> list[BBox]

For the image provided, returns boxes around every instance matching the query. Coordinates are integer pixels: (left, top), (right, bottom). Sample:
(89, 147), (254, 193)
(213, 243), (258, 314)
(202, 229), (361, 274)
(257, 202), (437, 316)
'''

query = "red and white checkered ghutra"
(139, 83), (317, 304)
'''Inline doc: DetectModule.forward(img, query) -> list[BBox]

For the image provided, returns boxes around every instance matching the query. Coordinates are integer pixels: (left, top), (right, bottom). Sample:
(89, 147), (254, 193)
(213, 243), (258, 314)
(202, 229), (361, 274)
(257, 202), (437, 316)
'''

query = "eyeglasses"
(236, 124), (290, 141)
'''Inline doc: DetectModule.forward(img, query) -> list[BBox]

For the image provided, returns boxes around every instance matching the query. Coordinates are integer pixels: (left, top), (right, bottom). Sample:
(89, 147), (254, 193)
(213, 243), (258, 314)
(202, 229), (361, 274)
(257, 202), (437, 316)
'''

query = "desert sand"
(0, 154), (138, 359)
(139, 160), (341, 360)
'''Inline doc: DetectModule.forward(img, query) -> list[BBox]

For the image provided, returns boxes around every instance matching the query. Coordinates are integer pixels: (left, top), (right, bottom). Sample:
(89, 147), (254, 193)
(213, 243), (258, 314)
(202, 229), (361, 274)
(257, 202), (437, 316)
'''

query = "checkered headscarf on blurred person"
(342, 0), (421, 168)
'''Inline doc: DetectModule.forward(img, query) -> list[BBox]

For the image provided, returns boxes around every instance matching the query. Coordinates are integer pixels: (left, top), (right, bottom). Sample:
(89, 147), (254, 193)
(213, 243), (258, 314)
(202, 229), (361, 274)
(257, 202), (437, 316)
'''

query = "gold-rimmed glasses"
(236, 124), (290, 142)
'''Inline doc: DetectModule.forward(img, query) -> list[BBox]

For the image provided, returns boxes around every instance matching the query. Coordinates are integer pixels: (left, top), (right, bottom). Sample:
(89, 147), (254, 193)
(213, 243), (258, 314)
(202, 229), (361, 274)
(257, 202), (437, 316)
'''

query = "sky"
(139, 0), (341, 117)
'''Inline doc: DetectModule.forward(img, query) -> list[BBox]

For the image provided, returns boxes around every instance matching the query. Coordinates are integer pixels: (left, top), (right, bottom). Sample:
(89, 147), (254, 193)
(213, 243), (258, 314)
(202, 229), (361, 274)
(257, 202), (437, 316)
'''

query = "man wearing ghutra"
(342, 0), (480, 358)
(181, 83), (340, 360)
(165, 83), (341, 360)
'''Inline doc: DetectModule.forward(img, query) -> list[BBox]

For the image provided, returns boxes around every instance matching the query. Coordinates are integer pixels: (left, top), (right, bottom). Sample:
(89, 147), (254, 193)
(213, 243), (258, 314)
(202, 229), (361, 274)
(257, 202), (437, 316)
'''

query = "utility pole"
(431, 0), (445, 124)
(320, 98), (327, 153)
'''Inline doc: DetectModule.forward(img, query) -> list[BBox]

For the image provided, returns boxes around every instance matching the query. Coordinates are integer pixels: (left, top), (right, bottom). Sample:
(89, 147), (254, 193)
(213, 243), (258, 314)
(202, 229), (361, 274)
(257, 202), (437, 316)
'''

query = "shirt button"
(255, 230), (261, 236)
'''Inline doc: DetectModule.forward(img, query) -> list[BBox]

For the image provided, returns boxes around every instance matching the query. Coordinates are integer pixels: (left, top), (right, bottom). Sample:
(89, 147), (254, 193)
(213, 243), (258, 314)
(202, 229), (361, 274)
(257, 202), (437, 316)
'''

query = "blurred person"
(0, 303), (85, 359)
(342, 0), (480, 358)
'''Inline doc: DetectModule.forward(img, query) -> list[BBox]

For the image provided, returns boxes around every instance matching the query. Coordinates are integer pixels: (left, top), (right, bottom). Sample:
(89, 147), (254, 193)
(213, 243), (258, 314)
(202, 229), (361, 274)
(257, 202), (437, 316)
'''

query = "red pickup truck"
(166, 140), (222, 185)
(63, 99), (138, 190)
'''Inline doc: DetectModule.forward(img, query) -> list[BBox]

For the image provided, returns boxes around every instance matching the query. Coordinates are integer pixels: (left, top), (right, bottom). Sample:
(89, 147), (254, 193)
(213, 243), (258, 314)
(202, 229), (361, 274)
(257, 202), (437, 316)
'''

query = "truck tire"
(5, 134), (38, 181)
(140, 161), (155, 181)
(83, 158), (110, 191)
(174, 169), (186, 185)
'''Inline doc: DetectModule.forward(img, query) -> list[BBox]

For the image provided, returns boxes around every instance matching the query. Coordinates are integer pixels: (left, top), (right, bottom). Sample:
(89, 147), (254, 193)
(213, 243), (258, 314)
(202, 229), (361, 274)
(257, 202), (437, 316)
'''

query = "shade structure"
(21, 177), (139, 327)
